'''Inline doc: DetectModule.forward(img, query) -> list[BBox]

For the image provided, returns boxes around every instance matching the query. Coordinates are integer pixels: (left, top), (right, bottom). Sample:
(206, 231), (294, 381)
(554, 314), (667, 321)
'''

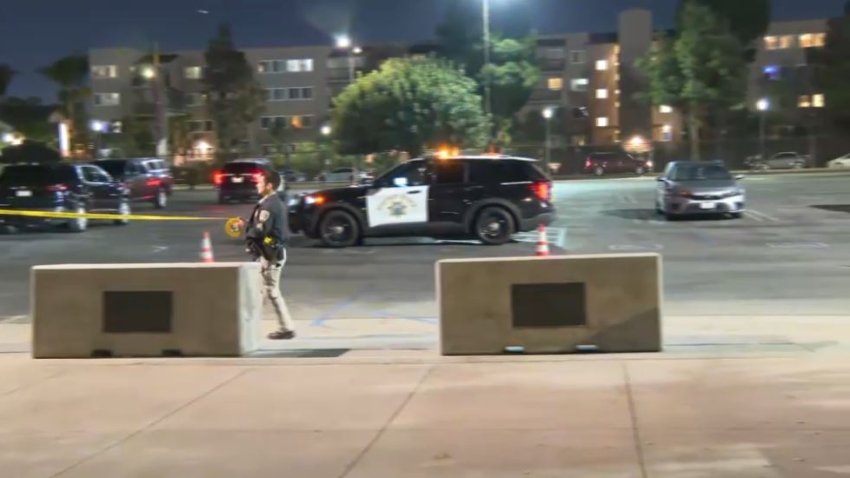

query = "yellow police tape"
(0, 208), (244, 238)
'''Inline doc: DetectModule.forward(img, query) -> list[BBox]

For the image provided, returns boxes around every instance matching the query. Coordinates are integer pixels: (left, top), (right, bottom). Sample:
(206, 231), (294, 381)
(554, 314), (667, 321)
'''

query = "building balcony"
(538, 58), (566, 72)
(528, 89), (564, 104)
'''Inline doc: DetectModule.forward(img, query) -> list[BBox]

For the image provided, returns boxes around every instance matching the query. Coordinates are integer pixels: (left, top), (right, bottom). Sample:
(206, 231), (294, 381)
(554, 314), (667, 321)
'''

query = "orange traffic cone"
(535, 224), (550, 257)
(200, 231), (215, 263)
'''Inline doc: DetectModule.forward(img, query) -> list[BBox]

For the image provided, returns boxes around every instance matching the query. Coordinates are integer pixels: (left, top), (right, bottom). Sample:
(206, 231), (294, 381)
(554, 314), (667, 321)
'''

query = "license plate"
(15, 190), (32, 197)
(231, 177), (244, 183)
(699, 202), (716, 210)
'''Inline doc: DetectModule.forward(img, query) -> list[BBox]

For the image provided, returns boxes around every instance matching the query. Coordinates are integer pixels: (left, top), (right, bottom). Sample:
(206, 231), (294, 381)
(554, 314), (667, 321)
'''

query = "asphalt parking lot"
(1, 172), (848, 344)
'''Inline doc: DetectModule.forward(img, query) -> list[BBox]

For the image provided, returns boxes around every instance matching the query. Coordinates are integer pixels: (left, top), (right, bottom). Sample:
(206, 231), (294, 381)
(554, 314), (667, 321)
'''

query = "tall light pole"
(757, 98), (769, 161)
(542, 107), (554, 172)
(482, 0), (492, 118)
(90, 120), (105, 159)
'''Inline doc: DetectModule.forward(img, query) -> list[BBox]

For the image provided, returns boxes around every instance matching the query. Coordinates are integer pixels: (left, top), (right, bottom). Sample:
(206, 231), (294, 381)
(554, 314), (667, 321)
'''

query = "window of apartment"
(543, 47), (565, 60)
(290, 115), (315, 129)
(184, 66), (203, 79)
(659, 105), (673, 114)
(813, 94), (825, 108)
(570, 78), (589, 92)
(547, 78), (563, 91)
(763, 65), (781, 81)
(91, 65), (118, 79)
(569, 50), (586, 64)
(596, 88), (608, 99)
(571, 135), (587, 146)
(661, 124), (673, 142)
(595, 60), (609, 71)
(596, 117), (609, 128)
(93, 93), (120, 106)
(799, 33), (826, 48)
(186, 93), (206, 106)
(287, 59), (314, 72)
(798, 95), (812, 108)
(258, 60), (290, 74)
(765, 35), (795, 50)
(779, 35), (795, 49)
(267, 87), (313, 101)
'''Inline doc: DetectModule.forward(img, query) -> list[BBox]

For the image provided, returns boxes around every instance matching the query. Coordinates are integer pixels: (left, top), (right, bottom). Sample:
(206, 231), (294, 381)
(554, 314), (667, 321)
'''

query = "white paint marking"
(609, 244), (663, 251)
(748, 209), (781, 222)
(744, 211), (764, 222)
(767, 241), (829, 249)
(152, 246), (168, 253)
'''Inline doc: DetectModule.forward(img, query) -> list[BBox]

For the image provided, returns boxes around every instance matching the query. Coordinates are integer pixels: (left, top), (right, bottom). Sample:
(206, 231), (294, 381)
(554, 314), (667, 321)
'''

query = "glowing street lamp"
(757, 98), (770, 159)
(542, 106), (555, 171)
(320, 125), (332, 136)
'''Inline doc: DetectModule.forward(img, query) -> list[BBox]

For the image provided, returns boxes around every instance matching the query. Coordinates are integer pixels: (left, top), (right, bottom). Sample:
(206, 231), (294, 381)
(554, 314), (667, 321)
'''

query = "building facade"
(87, 9), (830, 162)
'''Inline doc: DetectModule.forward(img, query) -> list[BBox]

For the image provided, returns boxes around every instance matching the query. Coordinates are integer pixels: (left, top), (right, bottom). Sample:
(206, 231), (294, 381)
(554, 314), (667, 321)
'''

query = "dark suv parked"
(288, 154), (555, 247)
(584, 151), (652, 176)
(0, 163), (130, 233)
(91, 158), (173, 208)
(213, 159), (275, 203)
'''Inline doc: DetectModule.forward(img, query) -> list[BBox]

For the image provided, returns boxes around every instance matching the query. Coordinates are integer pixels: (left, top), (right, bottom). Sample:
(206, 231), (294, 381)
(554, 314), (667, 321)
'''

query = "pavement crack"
(337, 364), (434, 478)
(49, 368), (249, 478)
(622, 362), (648, 478)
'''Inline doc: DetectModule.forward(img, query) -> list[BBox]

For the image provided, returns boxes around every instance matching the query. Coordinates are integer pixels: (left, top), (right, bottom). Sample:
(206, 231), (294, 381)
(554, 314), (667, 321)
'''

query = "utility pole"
(152, 42), (169, 161)
(482, 0), (492, 117)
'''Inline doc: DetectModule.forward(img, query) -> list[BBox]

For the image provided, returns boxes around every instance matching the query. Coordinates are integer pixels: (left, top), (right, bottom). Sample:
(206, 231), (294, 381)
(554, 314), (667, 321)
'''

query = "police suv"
(288, 154), (555, 247)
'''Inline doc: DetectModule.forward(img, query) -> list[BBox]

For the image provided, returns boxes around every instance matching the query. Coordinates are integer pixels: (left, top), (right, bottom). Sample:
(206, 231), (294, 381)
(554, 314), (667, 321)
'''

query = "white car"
(827, 153), (850, 169)
(318, 167), (373, 183)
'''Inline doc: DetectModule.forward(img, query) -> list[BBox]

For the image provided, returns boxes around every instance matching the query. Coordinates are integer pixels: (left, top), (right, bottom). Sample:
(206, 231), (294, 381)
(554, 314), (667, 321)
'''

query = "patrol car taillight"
(252, 173), (263, 183)
(212, 171), (223, 186)
(531, 181), (551, 202)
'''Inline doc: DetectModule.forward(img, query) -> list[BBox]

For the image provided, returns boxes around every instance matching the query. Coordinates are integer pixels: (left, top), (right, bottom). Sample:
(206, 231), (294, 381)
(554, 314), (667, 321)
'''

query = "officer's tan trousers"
(260, 250), (295, 332)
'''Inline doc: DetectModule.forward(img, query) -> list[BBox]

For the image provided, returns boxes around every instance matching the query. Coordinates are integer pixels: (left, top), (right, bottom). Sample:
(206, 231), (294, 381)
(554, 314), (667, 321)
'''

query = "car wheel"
(593, 166), (604, 176)
(67, 205), (88, 233)
(758, 163), (769, 171)
(731, 212), (743, 219)
(114, 200), (130, 226)
(154, 189), (167, 209)
(664, 211), (678, 221)
(793, 162), (804, 169)
(636, 166), (646, 176)
(318, 210), (360, 248)
(474, 206), (515, 245)
(1, 225), (17, 234)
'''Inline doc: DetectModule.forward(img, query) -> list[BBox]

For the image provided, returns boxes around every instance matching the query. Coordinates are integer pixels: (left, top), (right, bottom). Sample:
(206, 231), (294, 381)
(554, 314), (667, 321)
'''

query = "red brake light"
(531, 181), (551, 202)
(145, 178), (161, 187)
(46, 184), (67, 192)
(252, 172), (263, 183)
(212, 171), (223, 186)
(585, 158), (592, 168)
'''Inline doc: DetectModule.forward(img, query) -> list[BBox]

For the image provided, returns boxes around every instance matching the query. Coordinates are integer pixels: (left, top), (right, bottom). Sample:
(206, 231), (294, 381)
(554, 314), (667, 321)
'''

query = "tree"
(0, 64), (14, 98)
(332, 57), (490, 156)
(0, 97), (57, 144)
(436, 0), (539, 144)
(813, 5), (850, 131)
(684, 0), (770, 52)
(203, 23), (265, 160)
(638, 1), (747, 159)
(39, 55), (90, 150)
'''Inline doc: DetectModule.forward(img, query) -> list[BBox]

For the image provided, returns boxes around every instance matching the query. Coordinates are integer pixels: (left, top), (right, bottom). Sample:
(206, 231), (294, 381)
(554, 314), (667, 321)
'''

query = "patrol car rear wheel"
(319, 210), (360, 248)
(67, 205), (88, 233)
(474, 206), (515, 245)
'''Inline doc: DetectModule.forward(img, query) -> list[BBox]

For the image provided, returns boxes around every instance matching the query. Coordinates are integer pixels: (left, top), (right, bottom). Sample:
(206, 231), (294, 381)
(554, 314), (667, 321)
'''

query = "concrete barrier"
(437, 253), (662, 355)
(31, 263), (262, 358)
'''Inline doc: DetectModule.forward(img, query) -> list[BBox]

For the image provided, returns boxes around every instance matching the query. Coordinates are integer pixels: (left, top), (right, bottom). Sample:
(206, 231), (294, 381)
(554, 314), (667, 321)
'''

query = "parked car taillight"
(146, 178), (161, 187)
(531, 181), (552, 202)
(585, 158), (592, 168)
(45, 184), (67, 192)
(212, 171), (223, 186)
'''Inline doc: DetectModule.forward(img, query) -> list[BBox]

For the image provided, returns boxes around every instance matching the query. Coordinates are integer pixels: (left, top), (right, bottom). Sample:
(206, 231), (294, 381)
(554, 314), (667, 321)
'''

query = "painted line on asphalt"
(746, 209), (781, 223)
(767, 241), (829, 249)
(608, 244), (663, 251)
(309, 285), (372, 328)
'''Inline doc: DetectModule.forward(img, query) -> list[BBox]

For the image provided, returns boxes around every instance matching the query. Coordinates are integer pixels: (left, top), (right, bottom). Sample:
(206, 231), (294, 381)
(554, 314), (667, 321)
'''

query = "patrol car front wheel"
(318, 210), (360, 248)
(474, 207), (515, 245)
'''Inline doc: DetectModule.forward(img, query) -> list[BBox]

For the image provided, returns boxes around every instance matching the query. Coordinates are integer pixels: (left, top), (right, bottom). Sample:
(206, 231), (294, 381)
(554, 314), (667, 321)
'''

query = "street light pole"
(542, 107), (554, 173)
(757, 98), (769, 161)
(482, 0), (492, 117)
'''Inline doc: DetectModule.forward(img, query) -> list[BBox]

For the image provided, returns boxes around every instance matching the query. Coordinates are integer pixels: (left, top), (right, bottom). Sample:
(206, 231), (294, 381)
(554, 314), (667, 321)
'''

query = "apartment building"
(88, 9), (831, 161)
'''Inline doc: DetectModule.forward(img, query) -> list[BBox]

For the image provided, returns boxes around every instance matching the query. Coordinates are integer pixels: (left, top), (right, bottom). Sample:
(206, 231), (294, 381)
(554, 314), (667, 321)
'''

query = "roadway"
(1, 172), (848, 345)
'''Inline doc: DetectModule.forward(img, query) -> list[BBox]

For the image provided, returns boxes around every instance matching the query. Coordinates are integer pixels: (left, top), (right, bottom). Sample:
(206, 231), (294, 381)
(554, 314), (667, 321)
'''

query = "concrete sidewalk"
(1, 351), (849, 477)
(1, 314), (850, 477)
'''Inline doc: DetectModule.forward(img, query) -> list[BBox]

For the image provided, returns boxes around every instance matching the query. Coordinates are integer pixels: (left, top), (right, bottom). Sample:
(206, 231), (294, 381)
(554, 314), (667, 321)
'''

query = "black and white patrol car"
(288, 154), (555, 247)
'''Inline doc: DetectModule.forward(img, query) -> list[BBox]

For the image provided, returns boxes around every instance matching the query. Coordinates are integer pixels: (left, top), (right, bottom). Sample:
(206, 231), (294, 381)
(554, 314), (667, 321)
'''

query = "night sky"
(0, 0), (842, 100)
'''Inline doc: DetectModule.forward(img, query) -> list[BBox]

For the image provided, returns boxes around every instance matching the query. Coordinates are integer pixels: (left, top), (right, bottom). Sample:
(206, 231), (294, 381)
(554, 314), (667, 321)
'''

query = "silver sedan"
(656, 161), (746, 219)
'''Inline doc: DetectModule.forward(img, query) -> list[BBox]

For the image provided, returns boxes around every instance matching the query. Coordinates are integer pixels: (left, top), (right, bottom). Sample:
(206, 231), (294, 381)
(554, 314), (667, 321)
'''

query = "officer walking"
(241, 170), (296, 340)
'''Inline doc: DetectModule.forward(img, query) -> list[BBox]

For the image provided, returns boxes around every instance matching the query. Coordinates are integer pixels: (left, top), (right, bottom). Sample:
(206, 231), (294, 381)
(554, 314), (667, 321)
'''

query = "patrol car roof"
(418, 154), (539, 162)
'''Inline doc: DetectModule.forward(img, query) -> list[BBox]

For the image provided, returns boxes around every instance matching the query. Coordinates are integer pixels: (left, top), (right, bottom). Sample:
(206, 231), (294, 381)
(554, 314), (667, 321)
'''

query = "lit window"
(569, 50), (586, 64)
(798, 95), (812, 108)
(659, 105), (673, 114)
(595, 60), (609, 71)
(799, 33), (826, 48)
(661, 124), (673, 142)
(287, 59), (314, 72)
(290, 116), (303, 129)
(570, 78), (589, 92)
(548, 78), (563, 91)
(779, 35), (795, 49)
(763, 65), (780, 80)
(596, 117), (609, 128)
(91, 65), (118, 79)
(813, 94), (825, 108)
(184, 66), (203, 79)
(764, 36), (779, 50)
(596, 88), (608, 99)
(93, 93), (120, 106)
